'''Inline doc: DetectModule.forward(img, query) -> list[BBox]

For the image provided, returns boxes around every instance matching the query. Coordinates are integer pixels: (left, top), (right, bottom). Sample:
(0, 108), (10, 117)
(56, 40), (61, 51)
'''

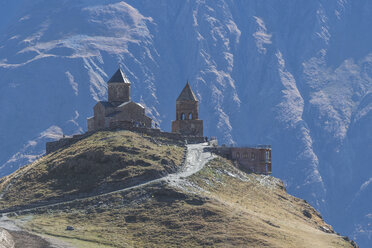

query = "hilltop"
(0, 131), (184, 211)
(0, 2), (371, 245)
(0, 131), (356, 247)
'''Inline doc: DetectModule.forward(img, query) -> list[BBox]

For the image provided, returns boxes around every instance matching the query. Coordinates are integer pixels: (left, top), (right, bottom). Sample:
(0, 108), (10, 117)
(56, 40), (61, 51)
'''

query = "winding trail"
(0, 143), (214, 216)
(166, 143), (215, 186)
(0, 142), (215, 247)
(2, 143), (214, 215)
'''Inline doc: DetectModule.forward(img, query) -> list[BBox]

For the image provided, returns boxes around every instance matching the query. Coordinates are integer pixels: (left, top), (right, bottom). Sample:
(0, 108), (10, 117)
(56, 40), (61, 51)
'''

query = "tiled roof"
(107, 68), (131, 84)
(177, 82), (198, 101)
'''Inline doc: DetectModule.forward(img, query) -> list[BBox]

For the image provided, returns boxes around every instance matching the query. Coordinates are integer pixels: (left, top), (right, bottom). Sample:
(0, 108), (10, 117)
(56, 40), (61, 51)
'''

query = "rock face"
(0, 228), (15, 248)
(0, 1), (371, 246)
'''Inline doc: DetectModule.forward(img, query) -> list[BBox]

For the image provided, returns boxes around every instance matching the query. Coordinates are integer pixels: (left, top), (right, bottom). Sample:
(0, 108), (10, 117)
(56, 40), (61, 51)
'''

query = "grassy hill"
(0, 131), (184, 210)
(0, 131), (356, 247)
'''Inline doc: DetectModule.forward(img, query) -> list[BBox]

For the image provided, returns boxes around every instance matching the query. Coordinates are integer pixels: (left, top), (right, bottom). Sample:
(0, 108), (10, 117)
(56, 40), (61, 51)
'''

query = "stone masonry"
(87, 68), (152, 131)
(172, 82), (203, 136)
(213, 145), (272, 175)
(46, 67), (271, 175)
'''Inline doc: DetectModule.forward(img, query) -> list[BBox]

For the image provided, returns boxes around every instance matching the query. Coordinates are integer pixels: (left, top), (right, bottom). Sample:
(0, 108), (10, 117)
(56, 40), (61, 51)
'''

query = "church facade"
(87, 69), (152, 132)
(48, 66), (271, 174)
(87, 70), (204, 137)
(171, 82), (203, 136)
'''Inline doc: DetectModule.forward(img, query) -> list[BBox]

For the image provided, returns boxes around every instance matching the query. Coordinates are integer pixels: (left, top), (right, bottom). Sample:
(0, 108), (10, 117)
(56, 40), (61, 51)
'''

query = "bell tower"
(108, 68), (131, 106)
(172, 82), (203, 136)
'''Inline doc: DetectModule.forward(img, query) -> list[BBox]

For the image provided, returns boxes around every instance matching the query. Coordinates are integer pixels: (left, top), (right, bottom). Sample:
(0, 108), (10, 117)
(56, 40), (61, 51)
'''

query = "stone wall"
(108, 82), (130, 103)
(212, 146), (272, 175)
(112, 102), (152, 128)
(176, 100), (199, 120)
(172, 119), (203, 136)
(93, 103), (115, 130)
(90, 101), (152, 132)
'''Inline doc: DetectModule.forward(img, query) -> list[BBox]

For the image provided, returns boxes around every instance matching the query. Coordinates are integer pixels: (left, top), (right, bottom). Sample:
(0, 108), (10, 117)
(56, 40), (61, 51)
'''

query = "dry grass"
(0, 131), (184, 209)
(187, 158), (353, 248)
(14, 157), (354, 248)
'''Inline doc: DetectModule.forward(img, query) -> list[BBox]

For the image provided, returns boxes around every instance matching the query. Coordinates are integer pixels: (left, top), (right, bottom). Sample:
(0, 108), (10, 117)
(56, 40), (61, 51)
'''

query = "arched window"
(251, 152), (255, 160)
(189, 113), (193, 120)
(236, 152), (240, 159)
(181, 113), (185, 120)
(243, 152), (248, 159)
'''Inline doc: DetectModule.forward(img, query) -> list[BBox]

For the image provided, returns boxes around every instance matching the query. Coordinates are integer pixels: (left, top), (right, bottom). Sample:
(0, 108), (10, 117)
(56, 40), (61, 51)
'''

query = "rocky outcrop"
(0, 228), (14, 248)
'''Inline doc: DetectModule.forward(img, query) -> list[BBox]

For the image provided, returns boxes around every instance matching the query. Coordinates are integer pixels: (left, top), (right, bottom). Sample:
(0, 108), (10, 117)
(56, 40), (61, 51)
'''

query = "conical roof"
(177, 82), (198, 101)
(107, 68), (131, 84)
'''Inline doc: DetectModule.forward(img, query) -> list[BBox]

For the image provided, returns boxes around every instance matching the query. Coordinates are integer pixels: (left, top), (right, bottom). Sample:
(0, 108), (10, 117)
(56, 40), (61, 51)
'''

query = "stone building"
(215, 146), (272, 175)
(53, 67), (271, 174)
(87, 68), (152, 131)
(171, 82), (203, 136)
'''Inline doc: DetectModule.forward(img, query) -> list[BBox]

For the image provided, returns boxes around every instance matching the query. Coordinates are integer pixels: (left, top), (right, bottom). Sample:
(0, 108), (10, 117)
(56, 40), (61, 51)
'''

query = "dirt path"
(0, 215), (21, 232)
(0, 142), (215, 247)
(0, 216), (74, 248)
(166, 142), (215, 186)
(0, 143), (214, 216)
(8, 230), (54, 248)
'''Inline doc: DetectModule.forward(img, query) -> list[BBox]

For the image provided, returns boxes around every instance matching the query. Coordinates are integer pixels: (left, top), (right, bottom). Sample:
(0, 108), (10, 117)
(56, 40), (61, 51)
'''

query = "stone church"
(171, 82), (203, 136)
(50, 67), (271, 175)
(87, 68), (152, 131)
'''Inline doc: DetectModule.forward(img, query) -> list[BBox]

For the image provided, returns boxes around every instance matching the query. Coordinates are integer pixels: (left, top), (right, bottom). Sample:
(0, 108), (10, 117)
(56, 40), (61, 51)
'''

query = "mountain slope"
(0, 0), (371, 246)
(0, 130), (184, 211)
(0, 131), (355, 247)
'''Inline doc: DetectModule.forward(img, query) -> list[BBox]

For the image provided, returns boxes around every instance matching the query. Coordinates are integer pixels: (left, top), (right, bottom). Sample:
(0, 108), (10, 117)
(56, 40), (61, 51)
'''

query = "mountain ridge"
(0, 0), (371, 246)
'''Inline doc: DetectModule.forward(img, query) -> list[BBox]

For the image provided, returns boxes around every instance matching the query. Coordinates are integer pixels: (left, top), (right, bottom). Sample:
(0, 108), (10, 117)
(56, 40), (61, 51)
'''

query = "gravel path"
(0, 142), (215, 247)
(166, 142), (215, 186)
(1, 143), (214, 215)
(0, 216), (21, 231)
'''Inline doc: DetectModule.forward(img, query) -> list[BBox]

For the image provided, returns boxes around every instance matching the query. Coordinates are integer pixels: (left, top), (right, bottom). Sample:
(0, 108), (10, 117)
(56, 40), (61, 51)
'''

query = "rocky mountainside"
(0, 130), (356, 247)
(0, 0), (371, 246)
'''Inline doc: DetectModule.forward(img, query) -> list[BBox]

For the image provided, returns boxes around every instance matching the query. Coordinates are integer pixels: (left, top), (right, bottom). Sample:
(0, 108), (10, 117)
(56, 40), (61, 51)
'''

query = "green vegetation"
(0, 131), (184, 209)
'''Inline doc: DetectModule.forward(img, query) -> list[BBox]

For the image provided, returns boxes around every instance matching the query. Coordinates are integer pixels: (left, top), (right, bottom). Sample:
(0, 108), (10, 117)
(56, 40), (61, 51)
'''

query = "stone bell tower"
(172, 82), (203, 136)
(108, 68), (131, 106)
